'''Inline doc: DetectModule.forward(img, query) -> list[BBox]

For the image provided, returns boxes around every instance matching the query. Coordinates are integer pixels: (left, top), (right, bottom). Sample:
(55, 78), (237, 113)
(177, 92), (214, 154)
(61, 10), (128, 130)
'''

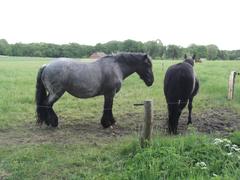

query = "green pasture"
(0, 57), (240, 128)
(0, 57), (240, 179)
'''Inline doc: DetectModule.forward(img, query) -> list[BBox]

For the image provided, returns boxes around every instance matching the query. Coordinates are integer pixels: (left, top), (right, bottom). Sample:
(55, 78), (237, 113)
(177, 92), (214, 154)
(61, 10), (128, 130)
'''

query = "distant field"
(0, 57), (240, 179)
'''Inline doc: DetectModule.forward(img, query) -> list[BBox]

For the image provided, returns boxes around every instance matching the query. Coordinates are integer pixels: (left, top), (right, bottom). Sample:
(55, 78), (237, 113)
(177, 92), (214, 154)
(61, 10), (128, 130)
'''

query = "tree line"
(0, 39), (240, 60)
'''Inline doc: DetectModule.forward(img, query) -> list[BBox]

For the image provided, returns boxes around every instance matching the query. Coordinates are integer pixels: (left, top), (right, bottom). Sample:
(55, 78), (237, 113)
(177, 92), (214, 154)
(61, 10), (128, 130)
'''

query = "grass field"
(0, 56), (240, 179)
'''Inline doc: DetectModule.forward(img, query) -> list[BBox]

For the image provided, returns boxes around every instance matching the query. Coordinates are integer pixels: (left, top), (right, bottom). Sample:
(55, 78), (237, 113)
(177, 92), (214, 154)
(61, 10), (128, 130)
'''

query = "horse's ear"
(192, 54), (196, 60)
(143, 54), (148, 62)
(184, 54), (187, 59)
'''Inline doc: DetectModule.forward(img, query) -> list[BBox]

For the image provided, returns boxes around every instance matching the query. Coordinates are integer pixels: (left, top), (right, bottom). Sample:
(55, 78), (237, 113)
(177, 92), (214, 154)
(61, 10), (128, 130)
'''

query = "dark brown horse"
(164, 55), (199, 134)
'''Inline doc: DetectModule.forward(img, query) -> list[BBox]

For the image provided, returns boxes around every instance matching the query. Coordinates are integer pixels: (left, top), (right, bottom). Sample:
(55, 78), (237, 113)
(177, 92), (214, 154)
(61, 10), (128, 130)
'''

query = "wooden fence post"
(140, 100), (153, 148)
(228, 71), (238, 100)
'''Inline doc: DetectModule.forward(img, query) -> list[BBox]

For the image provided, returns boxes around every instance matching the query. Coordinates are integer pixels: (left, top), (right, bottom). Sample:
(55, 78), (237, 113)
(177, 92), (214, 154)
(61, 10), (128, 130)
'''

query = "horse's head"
(183, 54), (196, 66)
(136, 54), (154, 86)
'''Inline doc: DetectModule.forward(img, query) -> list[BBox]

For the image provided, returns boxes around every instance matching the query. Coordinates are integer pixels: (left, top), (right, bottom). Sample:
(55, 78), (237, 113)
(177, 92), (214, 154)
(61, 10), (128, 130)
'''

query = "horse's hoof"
(51, 124), (58, 128)
(50, 119), (58, 127)
(110, 118), (116, 125)
(36, 120), (43, 127)
(101, 120), (111, 128)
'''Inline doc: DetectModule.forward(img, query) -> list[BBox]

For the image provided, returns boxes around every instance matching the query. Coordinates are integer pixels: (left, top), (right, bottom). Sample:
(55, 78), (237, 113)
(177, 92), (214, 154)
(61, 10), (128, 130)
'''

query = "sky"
(0, 0), (240, 50)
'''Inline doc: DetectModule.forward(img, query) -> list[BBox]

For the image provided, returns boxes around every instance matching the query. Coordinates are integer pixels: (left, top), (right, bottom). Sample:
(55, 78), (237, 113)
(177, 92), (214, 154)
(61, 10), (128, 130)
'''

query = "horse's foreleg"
(187, 97), (193, 125)
(101, 94), (115, 128)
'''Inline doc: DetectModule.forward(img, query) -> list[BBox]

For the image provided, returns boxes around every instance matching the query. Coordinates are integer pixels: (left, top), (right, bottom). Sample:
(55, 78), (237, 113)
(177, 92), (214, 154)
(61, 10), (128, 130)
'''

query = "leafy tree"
(144, 40), (164, 59)
(120, 39), (144, 52)
(11, 43), (27, 56)
(165, 45), (183, 59)
(0, 39), (11, 55)
(103, 41), (122, 54)
(61, 43), (93, 58)
(94, 43), (107, 54)
(207, 44), (219, 60)
(228, 50), (240, 60)
(218, 50), (229, 60)
(187, 44), (207, 59)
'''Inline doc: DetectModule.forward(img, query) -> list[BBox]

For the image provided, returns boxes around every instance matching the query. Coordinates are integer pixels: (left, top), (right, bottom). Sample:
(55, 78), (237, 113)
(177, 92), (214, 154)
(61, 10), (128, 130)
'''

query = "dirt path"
(0, 108), (240, 146)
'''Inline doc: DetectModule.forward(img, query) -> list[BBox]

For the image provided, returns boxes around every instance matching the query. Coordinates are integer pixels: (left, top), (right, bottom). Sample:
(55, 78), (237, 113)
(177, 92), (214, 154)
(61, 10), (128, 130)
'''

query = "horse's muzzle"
(145, 77), (154, 86)
(140, 71), (154, 86)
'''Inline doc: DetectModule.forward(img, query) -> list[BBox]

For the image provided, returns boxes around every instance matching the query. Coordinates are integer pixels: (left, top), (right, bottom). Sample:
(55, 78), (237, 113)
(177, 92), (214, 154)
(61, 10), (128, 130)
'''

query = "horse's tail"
(35, 65), (47, 125)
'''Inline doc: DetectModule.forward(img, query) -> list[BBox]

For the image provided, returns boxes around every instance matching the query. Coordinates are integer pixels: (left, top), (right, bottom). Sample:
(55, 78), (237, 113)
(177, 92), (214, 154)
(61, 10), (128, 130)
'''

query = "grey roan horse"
(36, 53), (154, 128)
(164, 54), (199, 134)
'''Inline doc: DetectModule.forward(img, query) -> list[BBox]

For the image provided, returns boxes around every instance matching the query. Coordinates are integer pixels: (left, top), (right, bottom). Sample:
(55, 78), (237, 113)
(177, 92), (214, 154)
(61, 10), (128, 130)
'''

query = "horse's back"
(41, 58), (122, 98)
(164, 62), (195, 101)
(41, 59), (104, 97)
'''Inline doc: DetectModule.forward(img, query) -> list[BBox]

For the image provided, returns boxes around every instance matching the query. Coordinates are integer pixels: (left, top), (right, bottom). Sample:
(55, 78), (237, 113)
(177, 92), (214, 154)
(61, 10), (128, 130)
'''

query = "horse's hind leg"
(167, 104), (178, 134)
(173, 100), (188, 134)
(187, 97), (193, 125)
(101, 93), (115, 128)
(45, 91), (64, 127)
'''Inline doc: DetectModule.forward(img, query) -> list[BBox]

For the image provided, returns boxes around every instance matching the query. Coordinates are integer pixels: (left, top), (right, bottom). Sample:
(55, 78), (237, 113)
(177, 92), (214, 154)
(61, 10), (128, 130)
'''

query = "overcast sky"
(0, 0), (240, 50)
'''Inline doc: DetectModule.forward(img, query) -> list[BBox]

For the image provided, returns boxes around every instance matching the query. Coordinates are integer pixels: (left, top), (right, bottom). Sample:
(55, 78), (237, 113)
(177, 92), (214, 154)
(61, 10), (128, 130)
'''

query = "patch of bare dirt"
(155, 108), (240, 135)
(0, 108), (240, 146)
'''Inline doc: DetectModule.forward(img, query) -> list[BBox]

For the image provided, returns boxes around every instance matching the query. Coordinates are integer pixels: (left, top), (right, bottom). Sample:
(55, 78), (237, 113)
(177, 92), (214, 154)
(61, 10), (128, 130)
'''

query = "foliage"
(0, 39), (11, 55)
(121, 39), (144, 52)
(187, 44), (207, 59)
(207, 44), (219, 60)
(107, 134), (240, 179)
(165, 45), (183, 59)
(144, 40), (164, 59)
(229, 131), (240, 146)
(1, 38), (240, 60)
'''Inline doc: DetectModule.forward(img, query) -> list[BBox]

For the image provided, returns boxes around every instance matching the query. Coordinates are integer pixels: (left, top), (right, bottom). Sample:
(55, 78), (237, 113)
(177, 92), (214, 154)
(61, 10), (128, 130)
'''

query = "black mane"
(114, 52), (148, 65)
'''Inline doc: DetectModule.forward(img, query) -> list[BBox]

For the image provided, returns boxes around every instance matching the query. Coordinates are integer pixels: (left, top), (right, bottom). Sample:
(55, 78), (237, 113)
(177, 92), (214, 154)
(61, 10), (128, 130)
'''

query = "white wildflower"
(223, 138), (231, 144)
(196, 162), (207, 169)
(227, 152), (232, 156)
(232, 144), (238, 148)
(213, 138), (223, 145)
(213, 173), (218, 177)
(231, 145), (240, 152)
(225, 144), (231, 148)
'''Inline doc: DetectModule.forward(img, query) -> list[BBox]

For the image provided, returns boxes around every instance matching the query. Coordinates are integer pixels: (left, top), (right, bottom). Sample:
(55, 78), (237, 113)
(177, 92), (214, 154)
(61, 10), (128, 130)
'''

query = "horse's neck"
(117, 61), (137, 80)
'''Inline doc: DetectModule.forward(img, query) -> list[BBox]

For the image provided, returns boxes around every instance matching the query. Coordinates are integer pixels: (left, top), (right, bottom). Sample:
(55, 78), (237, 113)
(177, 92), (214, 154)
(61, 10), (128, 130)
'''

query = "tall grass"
(1, 132), (240, 179)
